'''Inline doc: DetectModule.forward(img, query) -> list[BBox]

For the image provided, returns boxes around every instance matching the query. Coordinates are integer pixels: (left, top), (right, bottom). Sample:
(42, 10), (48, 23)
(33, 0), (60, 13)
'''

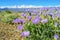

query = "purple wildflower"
(35, 16), (40, 19)
(27, 16), (32, 20)
(17, 25), (24, 30)
(21, 31), (30, 37)
(32, 17), (40, 24)
(56, 13), (60, 17)
(41, 19), (48, 24)
(54, 22), (58, 27)
(20, 19), (25, 23)
(48, 13), (54, 17)
(22, 13), (26, 17)
(13, 18), (25, 24)
(54, 34), (59, 40)
(12, 18), (21, 23)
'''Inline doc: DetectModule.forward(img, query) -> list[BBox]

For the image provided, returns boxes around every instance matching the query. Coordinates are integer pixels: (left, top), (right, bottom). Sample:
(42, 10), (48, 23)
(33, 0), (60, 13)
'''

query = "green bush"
(5, 10), (12, 14)
(24, 19), (60, 40)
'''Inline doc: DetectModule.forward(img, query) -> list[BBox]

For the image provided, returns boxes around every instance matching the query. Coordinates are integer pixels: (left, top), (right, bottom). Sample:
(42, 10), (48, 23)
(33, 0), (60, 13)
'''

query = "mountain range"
(0, 7), (60, 12)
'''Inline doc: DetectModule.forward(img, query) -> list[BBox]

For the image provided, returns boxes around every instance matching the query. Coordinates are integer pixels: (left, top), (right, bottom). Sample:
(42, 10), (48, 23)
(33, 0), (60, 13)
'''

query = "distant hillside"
(0, 7), (60, 12)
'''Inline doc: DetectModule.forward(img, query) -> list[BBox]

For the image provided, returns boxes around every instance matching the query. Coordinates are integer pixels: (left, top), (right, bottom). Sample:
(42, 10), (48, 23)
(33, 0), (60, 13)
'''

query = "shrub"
(5, 10), (12, 14)
(24, 19), (60, 40)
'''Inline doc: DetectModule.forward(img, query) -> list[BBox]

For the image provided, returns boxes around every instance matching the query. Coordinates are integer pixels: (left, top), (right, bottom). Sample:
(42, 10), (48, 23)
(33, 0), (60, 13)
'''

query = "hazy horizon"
(0, 5), (60, 8)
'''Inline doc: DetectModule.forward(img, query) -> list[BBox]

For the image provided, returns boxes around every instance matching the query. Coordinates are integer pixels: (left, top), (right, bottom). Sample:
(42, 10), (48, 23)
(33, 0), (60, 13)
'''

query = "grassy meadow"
(0, 8), (60, 40)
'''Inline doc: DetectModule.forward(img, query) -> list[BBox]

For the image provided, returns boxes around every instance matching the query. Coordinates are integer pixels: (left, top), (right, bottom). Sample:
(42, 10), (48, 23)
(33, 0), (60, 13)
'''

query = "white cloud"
(0, 5), (60, 8)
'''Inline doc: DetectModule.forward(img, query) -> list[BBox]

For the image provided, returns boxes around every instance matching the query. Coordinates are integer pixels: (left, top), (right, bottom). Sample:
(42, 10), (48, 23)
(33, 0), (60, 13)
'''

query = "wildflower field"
(0, 7), (60, 40)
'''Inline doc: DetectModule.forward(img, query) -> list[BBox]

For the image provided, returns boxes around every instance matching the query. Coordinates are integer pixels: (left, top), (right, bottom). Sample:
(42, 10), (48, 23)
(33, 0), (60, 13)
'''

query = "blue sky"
(0, 0), (60, 6)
